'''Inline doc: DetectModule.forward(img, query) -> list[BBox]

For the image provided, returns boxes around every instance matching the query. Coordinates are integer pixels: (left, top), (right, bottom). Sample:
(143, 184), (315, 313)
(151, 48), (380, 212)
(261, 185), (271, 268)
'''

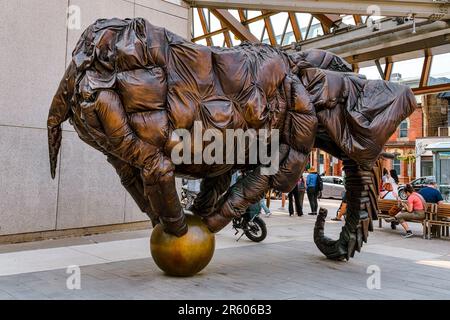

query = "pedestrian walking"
(306, 167), (322, 215)
(288, 177), (304, 216)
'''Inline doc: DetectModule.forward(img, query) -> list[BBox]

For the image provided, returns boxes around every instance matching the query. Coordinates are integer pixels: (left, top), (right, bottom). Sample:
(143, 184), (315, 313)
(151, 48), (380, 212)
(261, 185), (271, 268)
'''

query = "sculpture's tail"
(47, 62), (76, 179)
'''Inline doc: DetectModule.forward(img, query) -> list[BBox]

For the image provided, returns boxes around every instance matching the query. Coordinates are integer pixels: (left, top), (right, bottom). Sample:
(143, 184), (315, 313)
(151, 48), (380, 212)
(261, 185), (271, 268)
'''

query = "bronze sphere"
(150, 214), (215, 277)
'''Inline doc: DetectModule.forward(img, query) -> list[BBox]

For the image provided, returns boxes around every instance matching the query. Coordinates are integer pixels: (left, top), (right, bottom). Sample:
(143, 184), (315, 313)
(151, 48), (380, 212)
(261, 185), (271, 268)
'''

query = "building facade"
(0, 0), (189, 242)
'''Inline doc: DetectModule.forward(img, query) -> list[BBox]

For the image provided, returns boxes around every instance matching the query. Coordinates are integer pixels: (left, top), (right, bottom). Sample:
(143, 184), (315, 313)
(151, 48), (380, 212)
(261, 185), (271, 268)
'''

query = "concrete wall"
(0, 0), (189, 237)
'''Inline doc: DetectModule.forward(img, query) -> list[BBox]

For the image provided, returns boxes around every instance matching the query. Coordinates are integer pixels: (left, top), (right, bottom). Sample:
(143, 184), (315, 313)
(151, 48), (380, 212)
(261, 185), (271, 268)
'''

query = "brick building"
(384, 104), (424, 183)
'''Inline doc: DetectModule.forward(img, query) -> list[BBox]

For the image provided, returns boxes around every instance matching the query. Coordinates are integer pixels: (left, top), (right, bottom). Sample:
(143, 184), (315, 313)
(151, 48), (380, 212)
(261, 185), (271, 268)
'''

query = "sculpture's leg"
(106, 155), (159, 226)
(204, 145), (310, 232)
(142, 169), (187, 237)
(314, 158), (381, 260)
(204, 166), (271, 232)
(190, 172), (233, 217)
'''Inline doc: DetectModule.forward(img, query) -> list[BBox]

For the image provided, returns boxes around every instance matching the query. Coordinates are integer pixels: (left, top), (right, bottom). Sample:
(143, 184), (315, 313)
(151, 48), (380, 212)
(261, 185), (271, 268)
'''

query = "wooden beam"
(221, 21), (233, 47)
(191, 27), (227, 42)
(242, 11), (276, 25)
(375, 59), (385, 79)
(353, 15), (362, 25)
(288, 12), (302, 42)
(314, 14), (341, 33)
(197, 8), (212, 46)
(420, 48), (433, 87)
(296, 20), (450, 66)
(238, 9), (246, 22)
(262, 10), (276, 45)
(186, 1), (450, 19)
(320, 22), (329, 34)
(352, 63), (359, 73)
(211, 8), (259, 42)
(280, 15), (290, 46)
(304, 15), (313, 40)
(384, 57), (393, 80)
(413, 83), (450, 95)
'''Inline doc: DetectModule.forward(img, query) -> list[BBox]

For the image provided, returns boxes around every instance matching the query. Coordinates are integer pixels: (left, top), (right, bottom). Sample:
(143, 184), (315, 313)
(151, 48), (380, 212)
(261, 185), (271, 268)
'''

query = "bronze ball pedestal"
(150, 215), (215, 276)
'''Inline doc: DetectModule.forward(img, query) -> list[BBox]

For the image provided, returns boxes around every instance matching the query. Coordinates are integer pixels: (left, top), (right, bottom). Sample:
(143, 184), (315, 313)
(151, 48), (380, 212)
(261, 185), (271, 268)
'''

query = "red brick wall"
(388, 107), (423, 142)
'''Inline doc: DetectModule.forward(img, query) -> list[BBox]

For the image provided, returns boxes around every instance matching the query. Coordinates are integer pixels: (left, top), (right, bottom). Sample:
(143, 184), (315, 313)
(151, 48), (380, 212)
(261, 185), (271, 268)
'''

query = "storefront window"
(421, 156), (433, 177)
(439, 152), (450, 202)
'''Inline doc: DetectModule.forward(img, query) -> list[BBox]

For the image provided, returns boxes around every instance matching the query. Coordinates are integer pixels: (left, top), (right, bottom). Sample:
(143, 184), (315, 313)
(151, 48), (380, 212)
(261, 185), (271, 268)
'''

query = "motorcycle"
(180, 178), (267, 243)
(232, 208), (267, 242)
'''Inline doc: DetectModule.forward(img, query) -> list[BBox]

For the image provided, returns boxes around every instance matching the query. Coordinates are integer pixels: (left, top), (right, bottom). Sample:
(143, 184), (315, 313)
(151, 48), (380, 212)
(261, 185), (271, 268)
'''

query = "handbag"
(388, 204), (401, 216)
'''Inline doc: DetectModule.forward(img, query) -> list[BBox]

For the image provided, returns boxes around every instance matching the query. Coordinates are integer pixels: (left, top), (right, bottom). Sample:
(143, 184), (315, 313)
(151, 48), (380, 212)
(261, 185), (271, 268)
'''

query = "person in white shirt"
(379, 182), (399, 230)
(389, 169), (400, 195)
(379, 183), (398, 200)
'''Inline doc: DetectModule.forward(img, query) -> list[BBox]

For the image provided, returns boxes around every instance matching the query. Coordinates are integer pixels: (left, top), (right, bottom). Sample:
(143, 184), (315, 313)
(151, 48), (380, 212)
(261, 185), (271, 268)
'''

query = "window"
(421, 156), (434, 177)
(393, 158), (401, 175)
(399, 120), (408, 138)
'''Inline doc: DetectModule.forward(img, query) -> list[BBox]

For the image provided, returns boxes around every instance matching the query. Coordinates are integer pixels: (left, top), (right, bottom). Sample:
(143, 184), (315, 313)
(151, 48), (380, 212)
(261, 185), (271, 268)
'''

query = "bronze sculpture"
(47, 18), (416, 272)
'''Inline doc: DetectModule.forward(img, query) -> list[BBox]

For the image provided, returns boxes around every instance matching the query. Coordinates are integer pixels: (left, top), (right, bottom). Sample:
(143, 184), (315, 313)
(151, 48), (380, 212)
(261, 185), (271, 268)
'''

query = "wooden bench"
(427, 203), (450, 239)
(377, 199), (429, 239)
(377, 199), (398, 228)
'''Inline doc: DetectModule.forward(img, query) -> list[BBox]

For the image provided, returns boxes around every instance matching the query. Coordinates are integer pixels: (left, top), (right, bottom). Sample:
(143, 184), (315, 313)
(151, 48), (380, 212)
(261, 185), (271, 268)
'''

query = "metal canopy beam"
(186, 0), (450, 20)
(293, 19), (450, 64)
(210, 8), (259, 42)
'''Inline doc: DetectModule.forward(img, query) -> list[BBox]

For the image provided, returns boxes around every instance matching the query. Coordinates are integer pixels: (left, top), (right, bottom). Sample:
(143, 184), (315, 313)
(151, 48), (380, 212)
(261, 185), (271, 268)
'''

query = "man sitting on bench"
(419, 179), (444, 206)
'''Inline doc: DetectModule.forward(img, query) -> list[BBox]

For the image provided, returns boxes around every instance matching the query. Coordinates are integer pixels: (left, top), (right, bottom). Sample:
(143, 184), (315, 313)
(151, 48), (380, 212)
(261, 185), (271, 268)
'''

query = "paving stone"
(1, 201), (449, 299)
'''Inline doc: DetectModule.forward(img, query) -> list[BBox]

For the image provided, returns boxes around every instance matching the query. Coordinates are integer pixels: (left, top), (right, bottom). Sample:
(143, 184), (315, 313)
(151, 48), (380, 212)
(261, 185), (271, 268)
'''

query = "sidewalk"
(0, 199), (449, 300)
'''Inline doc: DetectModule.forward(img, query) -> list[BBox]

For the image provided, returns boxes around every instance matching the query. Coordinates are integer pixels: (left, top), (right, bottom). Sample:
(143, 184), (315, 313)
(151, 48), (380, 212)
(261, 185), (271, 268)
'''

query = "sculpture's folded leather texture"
(49, 18), (415, 174)
(47, 17), (416, 240)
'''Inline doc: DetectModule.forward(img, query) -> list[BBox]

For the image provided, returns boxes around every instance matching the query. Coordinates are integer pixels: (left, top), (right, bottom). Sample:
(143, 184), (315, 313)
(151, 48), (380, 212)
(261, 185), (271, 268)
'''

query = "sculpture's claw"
(161, 214), (188, 237)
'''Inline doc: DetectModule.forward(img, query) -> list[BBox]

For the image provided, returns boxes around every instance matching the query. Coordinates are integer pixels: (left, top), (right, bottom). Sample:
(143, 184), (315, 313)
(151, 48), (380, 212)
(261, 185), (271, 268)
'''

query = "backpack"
(316, 174), (323, 192)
